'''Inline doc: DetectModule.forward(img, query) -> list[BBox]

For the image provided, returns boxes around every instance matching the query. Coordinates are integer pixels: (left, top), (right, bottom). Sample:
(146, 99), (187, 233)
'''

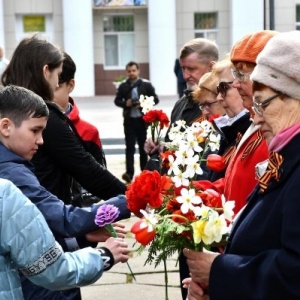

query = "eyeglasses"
(199, 100), (219, 111)
(252, 94), (279, 116)
(217, 81), (233, 98)
(231, 69), (252, 82)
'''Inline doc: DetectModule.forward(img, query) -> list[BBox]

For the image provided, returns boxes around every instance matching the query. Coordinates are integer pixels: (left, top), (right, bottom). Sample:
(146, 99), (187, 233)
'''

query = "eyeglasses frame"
(199, 100), (219, 111)
(231, 69), (252, 82)
(252, 94), (280, 116)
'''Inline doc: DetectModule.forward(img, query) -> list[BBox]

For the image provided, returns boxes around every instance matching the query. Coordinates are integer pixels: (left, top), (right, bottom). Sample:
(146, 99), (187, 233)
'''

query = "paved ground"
(75, 95), (185, 300)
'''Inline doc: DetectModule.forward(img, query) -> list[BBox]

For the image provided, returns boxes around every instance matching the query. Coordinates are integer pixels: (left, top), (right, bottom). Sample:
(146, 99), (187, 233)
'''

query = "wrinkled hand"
(186, 279), (209, 300)
(103, 237), (130, 264)
(182, 277), (192, 289)
(183, 248), (219, 287)
(144, 138), (160, 154)
(85, 222), (127, 242)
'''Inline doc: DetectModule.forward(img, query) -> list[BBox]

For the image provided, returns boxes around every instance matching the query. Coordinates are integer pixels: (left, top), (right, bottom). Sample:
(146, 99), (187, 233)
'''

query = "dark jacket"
(31, 102), (126, 204)
(210, 134), (300, 300)
(0, 142), (129, 243)
(174, 58), (185, 84)
(114, 78), (159, 119)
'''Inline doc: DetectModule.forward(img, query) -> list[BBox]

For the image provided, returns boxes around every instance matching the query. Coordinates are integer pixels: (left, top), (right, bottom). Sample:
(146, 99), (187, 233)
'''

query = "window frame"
(296, 4), (300, 30)
(103, 13), (135, 70)
(194, 12), (218, 43)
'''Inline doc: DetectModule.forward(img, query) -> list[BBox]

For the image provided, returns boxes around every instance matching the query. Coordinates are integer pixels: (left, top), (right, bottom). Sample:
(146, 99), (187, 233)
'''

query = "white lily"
(176, 188), (202, 214)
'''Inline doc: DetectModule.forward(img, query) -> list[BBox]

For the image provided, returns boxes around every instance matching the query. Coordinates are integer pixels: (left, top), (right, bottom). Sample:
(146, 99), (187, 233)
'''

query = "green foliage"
(113, 74), (126, 82)
(145, 218), (194, 268)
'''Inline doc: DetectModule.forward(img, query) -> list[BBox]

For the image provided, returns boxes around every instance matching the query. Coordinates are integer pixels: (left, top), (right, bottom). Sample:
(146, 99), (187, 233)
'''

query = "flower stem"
(105, 224), (136, 282)
(163, 257), (169, 300)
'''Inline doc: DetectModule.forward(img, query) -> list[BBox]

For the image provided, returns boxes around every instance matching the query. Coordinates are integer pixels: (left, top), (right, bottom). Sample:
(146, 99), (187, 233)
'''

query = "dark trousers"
(124, 117), (148, 178)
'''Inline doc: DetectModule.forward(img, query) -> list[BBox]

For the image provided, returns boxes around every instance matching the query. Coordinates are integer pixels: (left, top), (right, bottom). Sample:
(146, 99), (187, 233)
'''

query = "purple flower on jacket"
(95, 204), (120, 227)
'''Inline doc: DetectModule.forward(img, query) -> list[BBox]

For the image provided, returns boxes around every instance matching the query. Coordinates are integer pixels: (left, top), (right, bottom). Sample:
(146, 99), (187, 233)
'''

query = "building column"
(148, 0), (176, 96)
(62, 0), (94, 96)
(230, 0), (265, 46)
(0, 0), (5, 48)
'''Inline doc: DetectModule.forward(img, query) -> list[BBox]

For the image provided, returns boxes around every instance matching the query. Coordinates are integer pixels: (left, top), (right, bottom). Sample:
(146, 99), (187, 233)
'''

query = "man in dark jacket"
(114, 61), (159, 183)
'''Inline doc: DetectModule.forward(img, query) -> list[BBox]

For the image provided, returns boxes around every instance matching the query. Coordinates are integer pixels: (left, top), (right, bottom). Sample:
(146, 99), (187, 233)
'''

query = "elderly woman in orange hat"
(184, 30), (300, 300)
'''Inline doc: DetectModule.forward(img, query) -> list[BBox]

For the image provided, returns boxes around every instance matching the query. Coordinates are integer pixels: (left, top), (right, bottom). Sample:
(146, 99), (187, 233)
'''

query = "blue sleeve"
(3, 164), (130, 238)
(0, 179), (103, 290)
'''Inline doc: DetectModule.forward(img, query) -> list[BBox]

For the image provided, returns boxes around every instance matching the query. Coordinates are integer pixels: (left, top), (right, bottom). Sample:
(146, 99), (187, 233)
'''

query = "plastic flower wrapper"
(95, 204), (135, 281)
(139, 94), (170, 144)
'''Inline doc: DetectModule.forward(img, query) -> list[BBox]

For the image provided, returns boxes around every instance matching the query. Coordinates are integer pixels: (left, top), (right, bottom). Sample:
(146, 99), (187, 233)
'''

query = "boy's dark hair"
(59, 52), (76, 84)
(126, 61), (139, 70)
(0, 85), (49, 127)
(1, 34), (64, 101)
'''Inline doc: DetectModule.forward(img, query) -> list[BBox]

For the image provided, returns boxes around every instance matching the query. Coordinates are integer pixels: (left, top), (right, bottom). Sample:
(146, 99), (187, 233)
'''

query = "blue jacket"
(210, 134), (300, 300)
(0, 178), (105, 300)
(0, 142), (130, 242)
(0, 142), (131, 299)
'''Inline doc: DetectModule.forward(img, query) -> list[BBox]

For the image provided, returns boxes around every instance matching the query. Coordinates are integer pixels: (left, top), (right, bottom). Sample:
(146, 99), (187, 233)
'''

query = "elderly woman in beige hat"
(193, 71), (225, 120)
(184, 30), (300, 300)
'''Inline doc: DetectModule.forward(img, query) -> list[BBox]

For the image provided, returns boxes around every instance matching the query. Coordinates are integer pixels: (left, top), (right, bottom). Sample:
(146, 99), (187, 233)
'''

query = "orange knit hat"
(230, 30), (278, 65)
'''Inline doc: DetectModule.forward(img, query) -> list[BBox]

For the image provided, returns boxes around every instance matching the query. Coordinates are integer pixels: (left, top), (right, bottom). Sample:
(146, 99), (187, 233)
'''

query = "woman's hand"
(144, 138), (160, 154)
(185, 279), (210, 300)
(183, 248), (219, 287)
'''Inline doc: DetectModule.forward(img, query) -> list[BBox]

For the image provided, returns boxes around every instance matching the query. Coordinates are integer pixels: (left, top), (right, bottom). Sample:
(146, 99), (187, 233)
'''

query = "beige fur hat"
(198, 72), (218, 95)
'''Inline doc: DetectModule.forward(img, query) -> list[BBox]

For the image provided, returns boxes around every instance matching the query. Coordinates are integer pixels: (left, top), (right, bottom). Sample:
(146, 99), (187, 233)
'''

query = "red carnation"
(126, 170), (165, 215)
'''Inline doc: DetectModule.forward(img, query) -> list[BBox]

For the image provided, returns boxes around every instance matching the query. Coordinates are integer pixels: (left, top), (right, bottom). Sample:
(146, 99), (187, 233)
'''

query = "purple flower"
(95, 204), (120, 227)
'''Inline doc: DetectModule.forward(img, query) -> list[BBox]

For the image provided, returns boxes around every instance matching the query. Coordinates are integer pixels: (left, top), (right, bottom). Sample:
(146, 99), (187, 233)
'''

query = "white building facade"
(0, 0), (298, 96)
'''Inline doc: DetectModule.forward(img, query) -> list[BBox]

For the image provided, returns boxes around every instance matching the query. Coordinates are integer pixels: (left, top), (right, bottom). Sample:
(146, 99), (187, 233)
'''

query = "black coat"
(32, 102), (126, 204)
(114, 78), (159, 119)
(210, 133), (300, 300)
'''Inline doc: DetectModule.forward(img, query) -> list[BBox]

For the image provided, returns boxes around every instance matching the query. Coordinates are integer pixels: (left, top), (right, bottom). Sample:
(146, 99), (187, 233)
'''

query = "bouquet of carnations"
(126, 97), (234, 298)
(126, 96), (234, 299)
(127, 118), (234, 260)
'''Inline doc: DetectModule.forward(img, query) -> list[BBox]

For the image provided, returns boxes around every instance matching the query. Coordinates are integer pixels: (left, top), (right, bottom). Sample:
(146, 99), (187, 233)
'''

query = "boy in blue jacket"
(0, 178), (129, 299)
(0, 85), (131, 299)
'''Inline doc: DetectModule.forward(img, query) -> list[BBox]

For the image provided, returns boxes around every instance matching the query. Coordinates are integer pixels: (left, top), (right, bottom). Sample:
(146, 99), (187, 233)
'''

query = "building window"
(296, 5), (300, 30)
(103, 15), (135, 69)
(16, 14), (53, 43)
(194, 12), (218, 42)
